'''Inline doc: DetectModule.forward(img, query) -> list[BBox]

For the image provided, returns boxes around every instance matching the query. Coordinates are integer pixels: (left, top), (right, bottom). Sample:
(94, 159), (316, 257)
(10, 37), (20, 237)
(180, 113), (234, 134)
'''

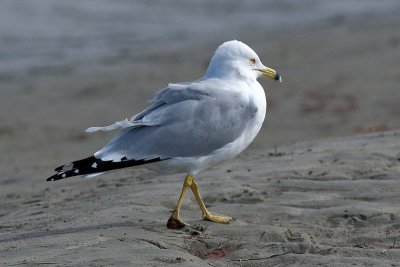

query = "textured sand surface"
(1, 130), (400, 266)
(1, 2), (400, 266)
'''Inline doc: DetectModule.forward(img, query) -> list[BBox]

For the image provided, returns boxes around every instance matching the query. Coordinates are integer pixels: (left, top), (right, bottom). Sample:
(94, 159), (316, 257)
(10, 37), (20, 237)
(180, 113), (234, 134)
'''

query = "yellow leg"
(167, 175), (192, 229)
(167, 174), (232, 229)
(189, 175), (232, 224)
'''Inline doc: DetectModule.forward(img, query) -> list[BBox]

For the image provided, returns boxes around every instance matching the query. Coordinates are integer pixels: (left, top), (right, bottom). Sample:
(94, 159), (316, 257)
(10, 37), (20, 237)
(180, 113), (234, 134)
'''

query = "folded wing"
(93, 81), (258, 162)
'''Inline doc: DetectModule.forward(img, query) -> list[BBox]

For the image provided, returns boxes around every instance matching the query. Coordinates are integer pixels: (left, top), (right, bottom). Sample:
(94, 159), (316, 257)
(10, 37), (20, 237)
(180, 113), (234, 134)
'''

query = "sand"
(1, 2), (400, 266)
(1, 130), (400, 266)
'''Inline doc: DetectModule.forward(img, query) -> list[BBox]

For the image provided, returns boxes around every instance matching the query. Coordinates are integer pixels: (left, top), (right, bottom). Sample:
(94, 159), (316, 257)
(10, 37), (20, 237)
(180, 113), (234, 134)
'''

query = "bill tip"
(275, 73), (282, 82)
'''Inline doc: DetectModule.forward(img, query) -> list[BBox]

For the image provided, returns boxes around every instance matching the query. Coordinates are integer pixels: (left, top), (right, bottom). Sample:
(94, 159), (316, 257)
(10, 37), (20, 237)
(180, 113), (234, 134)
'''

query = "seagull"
(47, 40), (281, 229)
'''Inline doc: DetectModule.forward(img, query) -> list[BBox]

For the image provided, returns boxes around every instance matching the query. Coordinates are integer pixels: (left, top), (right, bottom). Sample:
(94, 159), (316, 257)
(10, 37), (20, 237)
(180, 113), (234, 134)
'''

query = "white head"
(205, 40), (281, 82)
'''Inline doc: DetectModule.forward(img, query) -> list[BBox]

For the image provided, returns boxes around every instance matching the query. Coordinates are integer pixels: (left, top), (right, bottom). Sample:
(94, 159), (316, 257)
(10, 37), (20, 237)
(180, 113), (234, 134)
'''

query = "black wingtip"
(47, 172), (66, 181)
(47, 156), (166, 182)
(54, 165), (64, 172)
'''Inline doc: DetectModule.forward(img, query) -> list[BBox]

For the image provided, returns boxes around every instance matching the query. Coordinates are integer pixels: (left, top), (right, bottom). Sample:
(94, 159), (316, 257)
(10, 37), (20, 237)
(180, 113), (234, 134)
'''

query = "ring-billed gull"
(47, 40), (281, 229)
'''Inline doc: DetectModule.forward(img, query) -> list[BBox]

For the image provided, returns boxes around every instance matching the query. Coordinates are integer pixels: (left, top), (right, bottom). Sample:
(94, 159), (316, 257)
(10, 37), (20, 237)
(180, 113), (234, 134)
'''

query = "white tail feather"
(83, 172), (105, 179)
(85, 119), (138, 133)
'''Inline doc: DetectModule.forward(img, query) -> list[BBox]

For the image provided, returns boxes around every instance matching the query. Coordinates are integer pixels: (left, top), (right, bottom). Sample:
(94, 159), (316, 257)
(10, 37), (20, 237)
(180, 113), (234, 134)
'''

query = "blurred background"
(1, 0), (400, 180)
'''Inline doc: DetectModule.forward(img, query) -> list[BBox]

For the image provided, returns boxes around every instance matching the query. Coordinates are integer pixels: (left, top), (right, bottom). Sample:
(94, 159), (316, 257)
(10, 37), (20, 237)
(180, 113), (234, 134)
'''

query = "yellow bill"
(257, 67), (282, 82)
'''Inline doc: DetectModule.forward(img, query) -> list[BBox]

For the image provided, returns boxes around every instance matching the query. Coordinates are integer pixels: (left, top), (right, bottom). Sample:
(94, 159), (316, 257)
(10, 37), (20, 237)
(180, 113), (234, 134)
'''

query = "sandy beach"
(1, 1), (400, 266)
(2, 130), (400, 266)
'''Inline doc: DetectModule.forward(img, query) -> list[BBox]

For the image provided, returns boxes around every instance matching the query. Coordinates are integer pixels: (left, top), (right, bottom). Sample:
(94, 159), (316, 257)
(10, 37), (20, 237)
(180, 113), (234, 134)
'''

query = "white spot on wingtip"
(74, 169), (79, 174)
(62, 173), (66, 178)
(51, 178), (55, 181)
(91, 162), (97, 168)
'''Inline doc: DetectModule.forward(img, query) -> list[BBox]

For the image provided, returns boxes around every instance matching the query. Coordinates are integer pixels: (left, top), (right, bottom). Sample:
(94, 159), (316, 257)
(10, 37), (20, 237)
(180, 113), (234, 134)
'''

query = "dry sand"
(1, 130), (400, 266)
(1, 2), (400, 266)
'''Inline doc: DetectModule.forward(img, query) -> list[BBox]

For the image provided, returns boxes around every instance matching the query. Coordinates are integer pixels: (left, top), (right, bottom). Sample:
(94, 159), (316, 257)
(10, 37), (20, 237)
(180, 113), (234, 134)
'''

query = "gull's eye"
(249, 58), (256, 65)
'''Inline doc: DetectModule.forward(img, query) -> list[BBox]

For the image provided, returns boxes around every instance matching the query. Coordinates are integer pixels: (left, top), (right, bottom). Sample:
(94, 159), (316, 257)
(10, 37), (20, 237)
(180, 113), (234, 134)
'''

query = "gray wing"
(95, 81), (258, 161)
